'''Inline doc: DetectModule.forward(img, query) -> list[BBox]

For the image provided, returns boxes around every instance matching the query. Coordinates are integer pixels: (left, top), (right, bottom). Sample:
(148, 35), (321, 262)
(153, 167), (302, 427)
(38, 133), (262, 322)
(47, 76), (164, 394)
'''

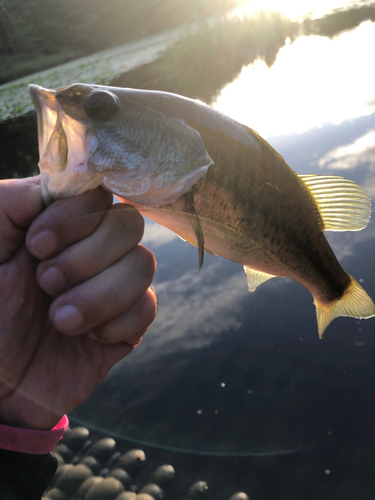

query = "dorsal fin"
(299, 174), (371, 231)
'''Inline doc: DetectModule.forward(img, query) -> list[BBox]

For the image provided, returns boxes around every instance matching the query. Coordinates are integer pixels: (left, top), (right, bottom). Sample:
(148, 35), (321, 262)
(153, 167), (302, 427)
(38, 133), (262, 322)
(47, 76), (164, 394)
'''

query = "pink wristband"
(0, 415), (69, 455)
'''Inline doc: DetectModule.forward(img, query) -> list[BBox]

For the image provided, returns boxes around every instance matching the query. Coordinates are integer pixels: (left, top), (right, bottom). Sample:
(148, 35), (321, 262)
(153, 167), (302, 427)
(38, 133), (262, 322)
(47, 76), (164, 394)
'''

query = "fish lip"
(29, 84), (61, 205)
(29, 84), (44, 154)
(29, 85), (60, 155)
(29, 85), (53, 205)
(29, 84), (104, 204)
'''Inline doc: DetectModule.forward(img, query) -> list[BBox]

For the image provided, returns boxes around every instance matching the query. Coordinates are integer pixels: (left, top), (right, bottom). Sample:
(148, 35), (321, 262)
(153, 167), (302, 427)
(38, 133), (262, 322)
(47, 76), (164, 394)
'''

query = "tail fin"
(315, 274), (375, 339)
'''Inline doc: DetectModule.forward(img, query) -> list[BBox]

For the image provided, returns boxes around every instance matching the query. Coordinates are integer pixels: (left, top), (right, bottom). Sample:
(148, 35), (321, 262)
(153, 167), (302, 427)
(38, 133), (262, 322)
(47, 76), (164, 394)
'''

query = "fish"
(29, 83), (375, 338)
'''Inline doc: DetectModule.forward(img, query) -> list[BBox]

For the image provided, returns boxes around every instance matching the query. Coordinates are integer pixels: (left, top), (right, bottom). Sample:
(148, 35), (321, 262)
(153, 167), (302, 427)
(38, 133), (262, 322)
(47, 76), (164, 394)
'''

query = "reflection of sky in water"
(317, 130), (375, 171)
(212, 21), (375, 137)
(72, 20), (375, 461)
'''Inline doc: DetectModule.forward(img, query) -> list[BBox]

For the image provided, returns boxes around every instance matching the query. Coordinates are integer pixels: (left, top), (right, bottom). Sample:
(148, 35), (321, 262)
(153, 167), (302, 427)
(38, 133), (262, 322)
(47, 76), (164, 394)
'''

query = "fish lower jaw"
(40, 169), (104, 203)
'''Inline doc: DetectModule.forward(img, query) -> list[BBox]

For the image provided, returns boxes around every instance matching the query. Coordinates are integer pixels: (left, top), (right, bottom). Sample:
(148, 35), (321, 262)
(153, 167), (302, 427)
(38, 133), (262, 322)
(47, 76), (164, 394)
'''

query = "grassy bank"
(0, 31), (177, 122)
(0, 0), (239, 84)
(1, 3), (374, 122)
(0, 51), (83, 85)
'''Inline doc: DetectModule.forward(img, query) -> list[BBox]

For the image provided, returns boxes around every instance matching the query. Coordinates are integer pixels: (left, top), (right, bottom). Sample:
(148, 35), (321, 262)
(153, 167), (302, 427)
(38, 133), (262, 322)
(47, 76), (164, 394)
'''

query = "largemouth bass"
(29, 83), (375, 338)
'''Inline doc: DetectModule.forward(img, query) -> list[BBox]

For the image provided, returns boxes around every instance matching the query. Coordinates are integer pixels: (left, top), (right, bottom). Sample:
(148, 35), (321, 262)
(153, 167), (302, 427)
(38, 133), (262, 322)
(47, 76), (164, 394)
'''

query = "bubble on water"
(221, 382), (226, 388)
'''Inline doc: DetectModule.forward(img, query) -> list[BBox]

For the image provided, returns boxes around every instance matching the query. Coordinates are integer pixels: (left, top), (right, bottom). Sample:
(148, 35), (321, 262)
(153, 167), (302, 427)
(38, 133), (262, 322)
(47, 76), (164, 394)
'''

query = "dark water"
(68, 113), (375, 499)
(1, 7), (375, 500)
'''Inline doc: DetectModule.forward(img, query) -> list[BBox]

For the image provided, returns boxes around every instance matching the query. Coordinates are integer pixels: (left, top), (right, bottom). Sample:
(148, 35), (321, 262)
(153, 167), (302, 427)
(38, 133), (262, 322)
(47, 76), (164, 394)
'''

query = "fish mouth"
(29, 84), (103, 205)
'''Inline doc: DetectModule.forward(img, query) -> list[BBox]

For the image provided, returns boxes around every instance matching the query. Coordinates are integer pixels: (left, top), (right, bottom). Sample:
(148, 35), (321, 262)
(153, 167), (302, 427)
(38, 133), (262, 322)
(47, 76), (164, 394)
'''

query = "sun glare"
(212, 20), (375, 138)
(237, 0), (368, 20)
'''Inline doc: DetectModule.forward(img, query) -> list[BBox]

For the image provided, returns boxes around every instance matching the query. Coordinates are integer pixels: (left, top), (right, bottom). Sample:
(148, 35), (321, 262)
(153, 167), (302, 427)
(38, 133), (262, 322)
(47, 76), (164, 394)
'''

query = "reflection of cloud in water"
(213, 21), (375, 138)
(326, 223), (375, 261)
(140, 221), (374, 348)
(142, 217), (178, 248)
(139, 262), (249, 358)
(363, 176), (375, 200)
(318, 130), (375, 170)
(113, 255), (300, 373)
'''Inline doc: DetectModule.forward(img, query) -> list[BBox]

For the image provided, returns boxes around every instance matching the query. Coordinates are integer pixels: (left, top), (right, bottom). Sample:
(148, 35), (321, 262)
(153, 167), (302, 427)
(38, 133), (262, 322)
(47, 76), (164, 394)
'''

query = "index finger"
(0, 177), (42, 262)
(26, 187), (113, 260)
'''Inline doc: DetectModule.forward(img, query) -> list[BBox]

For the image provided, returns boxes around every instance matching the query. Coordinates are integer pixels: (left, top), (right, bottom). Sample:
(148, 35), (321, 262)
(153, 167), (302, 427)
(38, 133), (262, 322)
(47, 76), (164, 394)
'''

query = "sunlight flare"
(212, 21), (375, 137)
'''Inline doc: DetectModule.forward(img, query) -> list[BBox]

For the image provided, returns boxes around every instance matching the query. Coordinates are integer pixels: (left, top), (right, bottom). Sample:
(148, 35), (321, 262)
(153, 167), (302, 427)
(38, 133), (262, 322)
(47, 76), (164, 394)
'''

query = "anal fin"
(244, 266), (276, 292)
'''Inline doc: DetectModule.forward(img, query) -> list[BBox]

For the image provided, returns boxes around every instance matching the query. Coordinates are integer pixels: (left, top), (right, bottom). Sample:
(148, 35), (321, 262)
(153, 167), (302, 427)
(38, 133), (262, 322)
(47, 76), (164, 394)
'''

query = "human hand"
(0, 177), (156, 431)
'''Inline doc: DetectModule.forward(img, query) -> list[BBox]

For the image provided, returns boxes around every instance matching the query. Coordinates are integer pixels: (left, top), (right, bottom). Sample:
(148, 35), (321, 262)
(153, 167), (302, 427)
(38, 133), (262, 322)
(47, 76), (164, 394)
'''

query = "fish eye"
(84, 90), (120, 121)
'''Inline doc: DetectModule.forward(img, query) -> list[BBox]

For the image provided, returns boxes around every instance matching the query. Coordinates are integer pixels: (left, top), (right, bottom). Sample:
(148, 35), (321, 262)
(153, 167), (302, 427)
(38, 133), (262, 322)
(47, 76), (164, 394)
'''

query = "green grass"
(0, 51), (84, 85)
(0, 33), (173, 122)
(2, 2), (368, 122)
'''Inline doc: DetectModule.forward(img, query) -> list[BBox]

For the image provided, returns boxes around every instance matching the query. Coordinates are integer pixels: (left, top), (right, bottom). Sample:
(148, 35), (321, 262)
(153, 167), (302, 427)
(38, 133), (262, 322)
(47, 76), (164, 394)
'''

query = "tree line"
(0, 0), (238, 57)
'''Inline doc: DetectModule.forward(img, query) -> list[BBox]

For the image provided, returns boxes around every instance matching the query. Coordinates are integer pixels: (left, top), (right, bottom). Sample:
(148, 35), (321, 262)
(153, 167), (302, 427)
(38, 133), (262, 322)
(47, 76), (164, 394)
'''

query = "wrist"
(0, 415), (69, 454)
(0, 394), (66, 431)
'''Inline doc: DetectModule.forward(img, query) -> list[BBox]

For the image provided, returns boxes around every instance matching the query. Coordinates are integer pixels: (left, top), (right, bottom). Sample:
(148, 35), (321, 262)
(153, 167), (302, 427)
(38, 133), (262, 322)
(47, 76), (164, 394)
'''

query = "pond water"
(70, 12), (375, 499)
(1, 4), (375, 499)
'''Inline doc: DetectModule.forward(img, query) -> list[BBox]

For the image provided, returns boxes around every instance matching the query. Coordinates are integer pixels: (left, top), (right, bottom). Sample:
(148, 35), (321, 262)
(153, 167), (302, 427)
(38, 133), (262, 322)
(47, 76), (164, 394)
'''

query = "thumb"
(0, 177), (43, 262)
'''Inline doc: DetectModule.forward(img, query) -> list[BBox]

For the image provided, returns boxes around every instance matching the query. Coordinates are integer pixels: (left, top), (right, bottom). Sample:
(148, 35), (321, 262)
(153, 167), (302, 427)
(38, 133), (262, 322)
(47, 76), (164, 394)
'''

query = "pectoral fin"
(178, 233), (216, 256)
(244, 266), (276, 292)
(183, 192), (205, 270)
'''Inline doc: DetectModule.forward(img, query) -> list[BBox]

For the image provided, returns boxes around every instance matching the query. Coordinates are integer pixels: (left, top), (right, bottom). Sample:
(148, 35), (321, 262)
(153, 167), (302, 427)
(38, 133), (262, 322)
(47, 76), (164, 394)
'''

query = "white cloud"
(212, 22), (375, 138)
(318, 131), (375, 170)
(141, 262), (248, 356)
(325, 218), (375, 260)
(142, 218), (178, 249)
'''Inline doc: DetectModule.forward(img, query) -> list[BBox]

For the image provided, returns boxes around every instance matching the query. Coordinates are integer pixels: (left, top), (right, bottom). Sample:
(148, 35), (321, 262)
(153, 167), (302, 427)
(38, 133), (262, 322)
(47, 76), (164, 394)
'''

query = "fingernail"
(30, 230), (58, 259)
(54, 305), (84, 334)
(39, 267), (66, 296)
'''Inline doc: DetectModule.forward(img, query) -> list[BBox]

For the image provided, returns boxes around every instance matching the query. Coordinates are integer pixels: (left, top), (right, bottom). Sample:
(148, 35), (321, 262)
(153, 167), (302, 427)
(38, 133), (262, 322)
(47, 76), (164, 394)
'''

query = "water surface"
(1, 5), (374, 498)
(69, 13), (375, 498)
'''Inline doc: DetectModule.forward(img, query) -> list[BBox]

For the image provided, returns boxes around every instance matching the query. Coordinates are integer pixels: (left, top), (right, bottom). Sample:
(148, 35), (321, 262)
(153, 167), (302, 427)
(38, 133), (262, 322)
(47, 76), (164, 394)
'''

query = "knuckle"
(128, 206), (145, 240)
(96, 186), (114, 204)
(112, 204), (144, 244)
(136, 289), (158, 325)
(136, 246), (157, 284)
(90, 328), (108, 343)
(102, 282), (125, 314)
(53, 255), (95, 288)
